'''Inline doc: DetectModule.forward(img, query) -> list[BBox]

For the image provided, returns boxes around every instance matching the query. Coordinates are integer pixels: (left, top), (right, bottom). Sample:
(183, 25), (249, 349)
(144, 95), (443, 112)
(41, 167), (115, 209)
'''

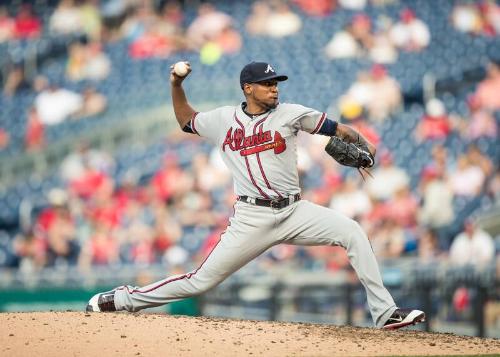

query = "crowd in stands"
(0, 1), (498, 286)
(324, 7), (430, 63)
(452, 1), (500, 36)
(7, 102), (498, 275)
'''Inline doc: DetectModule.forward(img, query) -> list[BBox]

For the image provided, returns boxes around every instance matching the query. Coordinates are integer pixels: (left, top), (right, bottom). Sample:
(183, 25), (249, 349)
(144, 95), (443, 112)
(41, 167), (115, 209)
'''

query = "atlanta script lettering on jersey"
(222, 128), (286, 156)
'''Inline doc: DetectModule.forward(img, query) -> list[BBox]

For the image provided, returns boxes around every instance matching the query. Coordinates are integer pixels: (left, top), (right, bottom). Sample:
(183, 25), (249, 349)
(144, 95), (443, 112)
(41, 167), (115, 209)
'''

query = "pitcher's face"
(246, 80), (279, 110)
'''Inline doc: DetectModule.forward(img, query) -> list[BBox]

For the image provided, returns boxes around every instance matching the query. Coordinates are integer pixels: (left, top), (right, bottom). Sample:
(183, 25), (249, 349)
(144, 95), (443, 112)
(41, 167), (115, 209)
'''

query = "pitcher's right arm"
(170, 62), (196, 129)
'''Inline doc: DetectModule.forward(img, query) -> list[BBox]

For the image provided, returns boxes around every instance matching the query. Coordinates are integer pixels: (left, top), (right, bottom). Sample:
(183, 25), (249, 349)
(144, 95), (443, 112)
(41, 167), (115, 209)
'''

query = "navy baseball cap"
(240, 62), (288, 88)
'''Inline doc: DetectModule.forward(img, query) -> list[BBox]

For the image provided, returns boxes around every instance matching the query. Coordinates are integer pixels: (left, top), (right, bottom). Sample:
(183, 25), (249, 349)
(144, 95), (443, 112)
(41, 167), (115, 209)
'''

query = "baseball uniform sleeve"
(284, 103), (327, 134)
(190, 106), (229, 143)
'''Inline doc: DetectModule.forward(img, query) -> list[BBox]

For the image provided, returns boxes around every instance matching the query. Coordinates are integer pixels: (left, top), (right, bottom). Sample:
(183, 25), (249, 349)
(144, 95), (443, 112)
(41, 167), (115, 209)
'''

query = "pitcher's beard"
(263, 100), (278, 110)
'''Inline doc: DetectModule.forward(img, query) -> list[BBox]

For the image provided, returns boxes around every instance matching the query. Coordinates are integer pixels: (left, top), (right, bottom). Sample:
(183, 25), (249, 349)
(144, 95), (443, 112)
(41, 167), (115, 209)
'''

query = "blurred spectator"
(155, 1), (187, 51)
(324, 23), (362, 59)
(452, 3), (483, 35)
(366, 150), (409, 201)
(339, 65), (401, 122)
(466, 144), (493, 177)
(24, 107), (45, 152)
(389, 8), (430, 52)
(428, 145), (450, 177)
(129, 22), (176, 59)
(2, 64), (31, 97)
(452, 1), (500, 36)
(151, 154), (190, 203)
(459, 94), (497, 141)
(487, 167), (500, 202)
(80, 221), (119, 266)
(349, 13), (374, 51)
(384, 186), (418, 228)
(35, 82), (84, 125)
(417, 166), (455, 231)
(215, 25), (242, 54)
(76, 87), (108, 118)
(0, 6), (14, 42)
(192, 152), (231, 193)
(326, 13), (397, 63)
(369, 17), (398, 64)
(415, 98), (453, 142)
(14, 4), (42, 39)
(449, 220), (495, 268)
(0, 128), (9, 150)
(265, 1), (302, 38)
(67, 41), (111, 81)
(59, 141), (115, 183)
(13, 229), (46, 271)
(474, 62), (500, 111)
(369, 218), (405, 260)
(293, 0), (336, 17)
(339, 0), (366, 10)
(151, 201), (183, 258)
(448, 154), (486, 197)
(80, 0), (102, 40)
(246, 1), (271, 36)
(49, 0), (83, 36)
(339, 100), (381, 146)
(35, 189), (80, 267)
(417, 228), (441, 264)
(69, 161), (113, 200)
(118, 200), (156, 265)
(120, 2), (156, 43)
(480, 0), (500, 35)
(186, 3), (233, 49)
(329, 176), (372, 219)
(247, 1), (301, 39)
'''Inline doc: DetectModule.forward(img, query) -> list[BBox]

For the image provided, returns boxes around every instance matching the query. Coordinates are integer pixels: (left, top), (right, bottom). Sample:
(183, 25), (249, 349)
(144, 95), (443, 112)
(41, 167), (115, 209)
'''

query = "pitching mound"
(1, 312), (499, 356)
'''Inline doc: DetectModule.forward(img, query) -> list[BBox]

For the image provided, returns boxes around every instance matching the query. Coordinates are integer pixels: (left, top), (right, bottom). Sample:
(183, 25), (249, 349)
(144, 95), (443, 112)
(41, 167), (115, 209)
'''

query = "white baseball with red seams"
(112, 100), (400, 328)
(173, 61), (189, 77)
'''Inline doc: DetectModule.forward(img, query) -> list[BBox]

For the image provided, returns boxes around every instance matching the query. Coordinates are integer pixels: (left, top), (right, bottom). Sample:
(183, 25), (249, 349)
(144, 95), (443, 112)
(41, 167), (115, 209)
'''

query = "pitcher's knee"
(345, 219), (368, 245)
(189, 275), (224, 295)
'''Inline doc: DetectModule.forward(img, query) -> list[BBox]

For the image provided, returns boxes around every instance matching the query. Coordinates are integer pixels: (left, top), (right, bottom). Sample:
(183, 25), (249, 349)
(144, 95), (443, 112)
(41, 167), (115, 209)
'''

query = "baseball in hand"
(173, 61), (189, 77)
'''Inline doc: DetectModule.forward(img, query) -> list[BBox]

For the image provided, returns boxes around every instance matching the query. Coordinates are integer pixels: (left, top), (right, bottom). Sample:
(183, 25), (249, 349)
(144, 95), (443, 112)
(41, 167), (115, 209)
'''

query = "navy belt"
(238, 194), (301, 209)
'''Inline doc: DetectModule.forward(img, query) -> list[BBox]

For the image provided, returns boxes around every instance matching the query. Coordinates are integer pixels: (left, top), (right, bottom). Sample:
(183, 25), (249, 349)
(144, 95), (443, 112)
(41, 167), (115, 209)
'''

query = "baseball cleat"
(382, 309), (426, 330)
(86, 290), (117, 312)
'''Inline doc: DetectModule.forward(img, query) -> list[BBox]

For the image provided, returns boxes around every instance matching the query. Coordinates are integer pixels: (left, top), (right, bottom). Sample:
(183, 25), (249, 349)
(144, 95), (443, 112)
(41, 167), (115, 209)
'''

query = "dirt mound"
(1, 312), (499, 356)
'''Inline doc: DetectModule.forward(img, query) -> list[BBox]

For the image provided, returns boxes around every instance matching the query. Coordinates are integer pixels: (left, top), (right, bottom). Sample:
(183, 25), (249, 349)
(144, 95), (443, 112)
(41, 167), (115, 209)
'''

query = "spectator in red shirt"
(14, 4), (41, 39)
(35, 189), (79, 266)
(0, 128), (10, 150)
(25, 107), (45, 151)
(415, 98), (452, 142)
(384, 186), (418, 228)
(293, 0), (336, 17)
(83, 221), (120, 266)
(151, 154), (186, 203)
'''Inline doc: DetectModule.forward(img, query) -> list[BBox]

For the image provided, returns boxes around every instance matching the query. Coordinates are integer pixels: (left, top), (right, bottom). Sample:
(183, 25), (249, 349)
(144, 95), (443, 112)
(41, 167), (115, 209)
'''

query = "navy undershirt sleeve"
(317, 118), (338, 136)
(182, 122), (195, 134)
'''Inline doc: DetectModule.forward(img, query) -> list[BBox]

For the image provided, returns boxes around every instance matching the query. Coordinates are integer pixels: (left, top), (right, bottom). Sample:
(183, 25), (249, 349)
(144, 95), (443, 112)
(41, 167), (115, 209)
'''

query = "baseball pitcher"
(87, 61), (425, 330)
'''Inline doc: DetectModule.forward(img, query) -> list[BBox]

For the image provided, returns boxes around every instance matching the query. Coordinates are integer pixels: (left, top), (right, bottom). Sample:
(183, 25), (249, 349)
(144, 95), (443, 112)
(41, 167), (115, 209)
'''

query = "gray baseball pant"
(113, 200), (397, 327)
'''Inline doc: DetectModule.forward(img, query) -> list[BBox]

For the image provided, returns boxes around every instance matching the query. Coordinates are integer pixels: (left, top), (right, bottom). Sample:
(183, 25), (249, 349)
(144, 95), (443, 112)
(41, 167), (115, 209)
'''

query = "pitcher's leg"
(114, 204), (277, 312)
(279, 201), (397, 326)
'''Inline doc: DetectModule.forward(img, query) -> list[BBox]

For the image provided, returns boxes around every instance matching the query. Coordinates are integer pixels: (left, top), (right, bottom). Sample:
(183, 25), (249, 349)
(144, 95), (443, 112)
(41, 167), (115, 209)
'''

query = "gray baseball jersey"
(191, 103), (326, 198)
(113, 102), (397, 327)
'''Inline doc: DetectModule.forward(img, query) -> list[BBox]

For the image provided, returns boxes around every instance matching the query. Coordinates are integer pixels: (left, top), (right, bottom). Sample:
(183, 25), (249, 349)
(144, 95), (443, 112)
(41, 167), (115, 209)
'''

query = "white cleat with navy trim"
(382, 309), (426, 330)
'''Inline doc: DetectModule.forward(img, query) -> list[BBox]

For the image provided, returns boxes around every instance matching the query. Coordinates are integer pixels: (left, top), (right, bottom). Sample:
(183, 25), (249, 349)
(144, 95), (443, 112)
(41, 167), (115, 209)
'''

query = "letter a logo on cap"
(264, 64), (275, 73)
